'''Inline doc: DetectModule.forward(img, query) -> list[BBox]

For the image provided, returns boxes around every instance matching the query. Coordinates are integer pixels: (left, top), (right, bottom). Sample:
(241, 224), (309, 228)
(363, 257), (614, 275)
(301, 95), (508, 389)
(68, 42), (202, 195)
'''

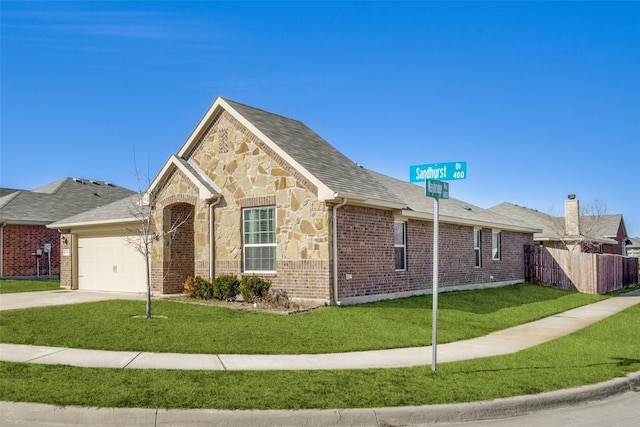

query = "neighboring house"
(489, 196), (631, 255)
(51, 97), (538, 304)
(626, 238), (640, 258)
(0, 178), (134, 278)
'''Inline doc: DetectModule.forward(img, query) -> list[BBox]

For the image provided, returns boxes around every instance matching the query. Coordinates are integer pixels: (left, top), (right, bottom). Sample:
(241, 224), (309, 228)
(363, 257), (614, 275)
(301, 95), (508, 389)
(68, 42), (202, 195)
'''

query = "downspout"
(332, 196), (347, 305)
(208, 196), (222, 280)
(0, 223), (5, 278)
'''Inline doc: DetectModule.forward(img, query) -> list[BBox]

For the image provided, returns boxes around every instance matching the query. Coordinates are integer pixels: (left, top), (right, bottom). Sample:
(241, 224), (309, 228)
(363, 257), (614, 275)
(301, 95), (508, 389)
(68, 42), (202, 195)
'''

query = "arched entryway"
(161, 202), (195, 293)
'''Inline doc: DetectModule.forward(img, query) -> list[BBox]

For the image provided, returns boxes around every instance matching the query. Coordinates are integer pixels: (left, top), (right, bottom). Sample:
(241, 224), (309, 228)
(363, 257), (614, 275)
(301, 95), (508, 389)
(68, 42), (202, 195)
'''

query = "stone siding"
(183, 110), (332, 299)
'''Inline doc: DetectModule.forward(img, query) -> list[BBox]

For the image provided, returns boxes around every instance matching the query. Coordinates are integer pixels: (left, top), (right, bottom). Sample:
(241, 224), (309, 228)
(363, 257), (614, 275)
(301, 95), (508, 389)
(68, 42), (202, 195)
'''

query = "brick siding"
(335, 205), (533, 301)
(160, 203), (195, 294)
(1, 224), (61, 277)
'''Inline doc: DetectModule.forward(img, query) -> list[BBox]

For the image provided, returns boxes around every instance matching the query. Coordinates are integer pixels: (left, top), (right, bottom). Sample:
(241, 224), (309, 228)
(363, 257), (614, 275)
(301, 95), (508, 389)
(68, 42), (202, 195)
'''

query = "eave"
(396, 209), (542, 234)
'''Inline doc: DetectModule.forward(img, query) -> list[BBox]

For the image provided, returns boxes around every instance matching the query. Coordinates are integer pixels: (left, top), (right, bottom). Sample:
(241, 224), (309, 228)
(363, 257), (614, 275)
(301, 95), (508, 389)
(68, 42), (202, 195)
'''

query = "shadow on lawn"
(446, 358), (640, 375)
(357, 283), (577, 315)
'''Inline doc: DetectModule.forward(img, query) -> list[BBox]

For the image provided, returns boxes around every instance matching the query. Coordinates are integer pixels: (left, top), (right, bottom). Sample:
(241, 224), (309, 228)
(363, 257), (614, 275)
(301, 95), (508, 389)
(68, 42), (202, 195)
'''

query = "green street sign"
(409, 161), (467, 182)
(425, 179), (449, 199)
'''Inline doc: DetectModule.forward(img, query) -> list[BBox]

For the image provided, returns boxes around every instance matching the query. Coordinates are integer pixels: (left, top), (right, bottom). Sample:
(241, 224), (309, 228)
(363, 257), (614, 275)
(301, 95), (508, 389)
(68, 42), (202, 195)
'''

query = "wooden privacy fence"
(524, 245), (639, 294)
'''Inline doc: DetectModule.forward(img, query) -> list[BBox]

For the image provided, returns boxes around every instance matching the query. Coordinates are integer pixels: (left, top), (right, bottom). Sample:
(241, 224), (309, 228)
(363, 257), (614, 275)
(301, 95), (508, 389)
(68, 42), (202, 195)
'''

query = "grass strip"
(1, 304), (638, 410)
(0, 284), (606, 354)
(0, 279), (60, 294)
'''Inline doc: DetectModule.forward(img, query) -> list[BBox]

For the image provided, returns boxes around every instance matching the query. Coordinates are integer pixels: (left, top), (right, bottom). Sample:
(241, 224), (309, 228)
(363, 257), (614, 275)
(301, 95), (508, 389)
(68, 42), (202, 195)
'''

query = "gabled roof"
(49, 193), (148, 229)
(588, 214), (626, 239)
(146, 155), (222, 203)
(171, 97), (536, 233)
(66, 97), (538, 233)
(489, 202), (620, 245)
(370, 172), (540, 232)
(0, 178), (134, 225)
(627, 237), (640, 249)
(0, 187), (22, 198)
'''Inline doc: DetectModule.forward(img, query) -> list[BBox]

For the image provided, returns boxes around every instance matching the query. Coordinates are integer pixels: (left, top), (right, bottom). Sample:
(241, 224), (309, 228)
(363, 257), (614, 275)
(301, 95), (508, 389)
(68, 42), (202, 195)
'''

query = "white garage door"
(78, 235), (147, 293)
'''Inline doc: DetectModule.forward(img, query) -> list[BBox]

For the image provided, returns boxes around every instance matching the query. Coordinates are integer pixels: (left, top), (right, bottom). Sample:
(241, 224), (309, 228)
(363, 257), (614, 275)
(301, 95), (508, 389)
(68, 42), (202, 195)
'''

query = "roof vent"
(93, 192), (101, 197)
(90, 180), (100, 185)
(463, 205), (472, 211)
(105, 182), (115, 187)
(73, 178), (85, 184)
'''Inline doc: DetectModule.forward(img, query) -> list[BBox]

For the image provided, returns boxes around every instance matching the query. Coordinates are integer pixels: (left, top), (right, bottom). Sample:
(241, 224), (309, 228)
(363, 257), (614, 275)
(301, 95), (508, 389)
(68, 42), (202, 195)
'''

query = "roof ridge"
(221, 97), (306, 127)
(0, 190), (23, 210)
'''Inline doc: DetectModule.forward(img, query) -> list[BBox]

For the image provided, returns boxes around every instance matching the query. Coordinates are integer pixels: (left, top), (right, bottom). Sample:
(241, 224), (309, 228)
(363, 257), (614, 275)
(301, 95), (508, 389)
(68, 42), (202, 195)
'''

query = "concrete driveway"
(0, 290), (146, 312)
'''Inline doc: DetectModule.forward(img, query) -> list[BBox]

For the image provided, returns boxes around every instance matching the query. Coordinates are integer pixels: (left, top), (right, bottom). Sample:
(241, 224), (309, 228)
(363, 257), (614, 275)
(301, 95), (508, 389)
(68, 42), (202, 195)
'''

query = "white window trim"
(242, 206), (277, 273)
(492, 229), (501, 261)
(474, 228), (482, 268)
(394, 220), (407, 271)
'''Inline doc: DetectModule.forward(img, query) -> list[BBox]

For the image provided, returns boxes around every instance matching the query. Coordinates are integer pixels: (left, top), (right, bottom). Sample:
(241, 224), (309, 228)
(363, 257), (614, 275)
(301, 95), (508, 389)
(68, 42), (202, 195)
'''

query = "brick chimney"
(565, 194), (580, 237)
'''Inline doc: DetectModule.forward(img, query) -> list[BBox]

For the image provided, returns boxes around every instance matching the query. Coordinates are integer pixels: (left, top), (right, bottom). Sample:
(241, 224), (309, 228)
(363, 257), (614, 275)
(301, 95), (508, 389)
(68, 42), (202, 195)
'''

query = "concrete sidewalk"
(1, 289), (639, 370)
(1, 288), (639, 426)
(1, 372), (639, 426)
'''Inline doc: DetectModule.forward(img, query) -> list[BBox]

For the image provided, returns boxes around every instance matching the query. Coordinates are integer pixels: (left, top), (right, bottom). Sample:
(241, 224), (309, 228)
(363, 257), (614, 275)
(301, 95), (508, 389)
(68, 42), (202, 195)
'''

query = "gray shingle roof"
(0, 178), (134, 225)
(0, 188), (22, 198)
(489, 202), (620, 245)
(224, 99), (536, 232)
(54, 98), (539, 233)
(49, 193), (147, 228)
(224, 98), (400, 203)
(627, 237), (640, 249)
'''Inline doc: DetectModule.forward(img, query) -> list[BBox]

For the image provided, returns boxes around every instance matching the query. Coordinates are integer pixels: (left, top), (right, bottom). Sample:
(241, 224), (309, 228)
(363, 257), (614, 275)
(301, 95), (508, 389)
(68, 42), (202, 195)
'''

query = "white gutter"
(396, 209), (541, 234)
(209, 196), (222, 280)
(332, 196), (347, 305)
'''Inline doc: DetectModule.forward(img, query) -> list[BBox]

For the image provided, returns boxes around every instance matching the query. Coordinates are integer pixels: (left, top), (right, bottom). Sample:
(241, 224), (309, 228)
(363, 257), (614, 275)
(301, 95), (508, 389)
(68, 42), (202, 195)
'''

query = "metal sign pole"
(432, 197), (439, 371)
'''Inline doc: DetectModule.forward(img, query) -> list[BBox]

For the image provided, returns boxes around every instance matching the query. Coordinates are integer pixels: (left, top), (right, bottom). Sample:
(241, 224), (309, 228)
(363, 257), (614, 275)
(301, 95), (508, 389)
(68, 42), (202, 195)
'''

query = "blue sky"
(2, 1), (639, 236)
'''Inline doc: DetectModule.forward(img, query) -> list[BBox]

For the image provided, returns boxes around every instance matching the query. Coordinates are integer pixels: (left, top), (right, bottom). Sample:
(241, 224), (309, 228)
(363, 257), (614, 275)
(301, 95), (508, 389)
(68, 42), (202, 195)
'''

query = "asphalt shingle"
(0, 178), (134, 225)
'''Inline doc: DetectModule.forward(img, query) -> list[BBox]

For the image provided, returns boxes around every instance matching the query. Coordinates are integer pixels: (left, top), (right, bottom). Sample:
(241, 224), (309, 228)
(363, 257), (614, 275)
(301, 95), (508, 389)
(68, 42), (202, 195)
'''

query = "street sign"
(409, 161), (467, 371)
(409, 161), (467, 182)
(425, 179), (449, 199)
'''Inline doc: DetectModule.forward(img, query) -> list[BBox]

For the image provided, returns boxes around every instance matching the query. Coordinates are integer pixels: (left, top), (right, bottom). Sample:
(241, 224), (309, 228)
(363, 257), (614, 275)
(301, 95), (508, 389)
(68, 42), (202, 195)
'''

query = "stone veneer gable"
(148, 107), (332, 299)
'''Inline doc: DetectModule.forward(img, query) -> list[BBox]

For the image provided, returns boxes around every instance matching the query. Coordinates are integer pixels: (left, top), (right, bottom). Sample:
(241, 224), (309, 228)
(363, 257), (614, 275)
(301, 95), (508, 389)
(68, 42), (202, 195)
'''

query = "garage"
(77, 235), (147, 293)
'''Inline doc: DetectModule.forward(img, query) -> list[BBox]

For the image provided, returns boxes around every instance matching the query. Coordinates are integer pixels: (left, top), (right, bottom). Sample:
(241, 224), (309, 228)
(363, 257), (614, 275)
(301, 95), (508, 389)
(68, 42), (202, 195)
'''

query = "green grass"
(0, 279), (60, 294)
(0, 283), (607, 354)
(1, 303), (638, 410)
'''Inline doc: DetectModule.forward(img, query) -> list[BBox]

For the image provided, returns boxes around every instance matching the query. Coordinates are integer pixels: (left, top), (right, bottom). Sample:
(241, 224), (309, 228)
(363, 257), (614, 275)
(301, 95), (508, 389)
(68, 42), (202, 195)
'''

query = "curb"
(1, 371), (638, 426)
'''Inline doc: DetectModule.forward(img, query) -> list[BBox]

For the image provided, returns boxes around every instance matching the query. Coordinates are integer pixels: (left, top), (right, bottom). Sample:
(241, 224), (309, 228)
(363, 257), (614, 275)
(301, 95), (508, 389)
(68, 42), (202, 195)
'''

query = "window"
(492, 230), (501, 260)
(474, 228), (482, 267)
(394, 221), (406, 271)
(243, 206), (276, 272)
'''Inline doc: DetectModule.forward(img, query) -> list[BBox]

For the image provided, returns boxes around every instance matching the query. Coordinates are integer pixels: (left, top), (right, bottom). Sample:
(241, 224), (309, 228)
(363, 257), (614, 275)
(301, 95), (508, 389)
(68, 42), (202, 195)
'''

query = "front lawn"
(0, 279), (60, 294)
(0, 283), (606, 354)
(1, 303), (638, 409)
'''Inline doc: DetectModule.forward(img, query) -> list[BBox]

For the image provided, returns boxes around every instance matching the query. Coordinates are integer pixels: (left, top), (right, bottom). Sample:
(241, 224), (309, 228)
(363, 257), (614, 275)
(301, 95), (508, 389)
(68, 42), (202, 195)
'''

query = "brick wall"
(213, 259), (331, 301)
(1, 224), (61, 277)
(335, 206), (396, 299)
(161, 203), (195, 294)
(602, 223), (624, 255)
(335, 205), (533, 301)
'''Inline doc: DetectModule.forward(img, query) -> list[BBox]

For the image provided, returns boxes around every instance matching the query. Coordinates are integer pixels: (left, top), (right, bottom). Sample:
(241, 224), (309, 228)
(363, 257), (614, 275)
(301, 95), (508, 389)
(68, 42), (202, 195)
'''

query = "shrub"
(264, 288), (291, 309)
(193, 276), (214, 300)
(240, 275), (271, 303)
(212, 274), (240, 301)
(183, 276), (196, 297)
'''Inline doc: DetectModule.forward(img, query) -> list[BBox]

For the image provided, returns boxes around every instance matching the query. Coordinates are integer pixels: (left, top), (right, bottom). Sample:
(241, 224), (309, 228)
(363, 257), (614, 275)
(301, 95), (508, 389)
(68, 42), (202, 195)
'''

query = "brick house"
(0, 178), (134, 278)
(490, 196), (632, 255)
(51, 97), (538, 304)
